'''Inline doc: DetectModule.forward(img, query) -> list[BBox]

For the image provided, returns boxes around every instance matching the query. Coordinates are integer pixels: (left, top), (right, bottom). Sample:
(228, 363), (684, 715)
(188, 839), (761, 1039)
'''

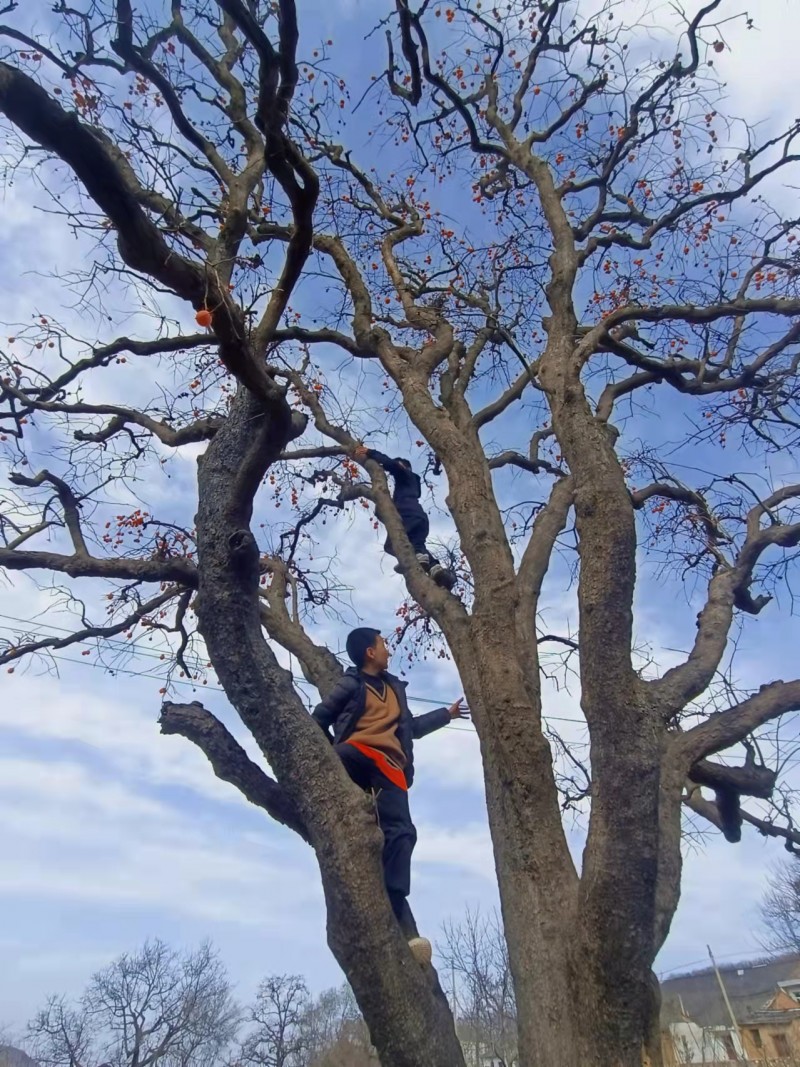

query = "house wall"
(742, 1019), (800, 1061)
(662, 1020), (744, 1064)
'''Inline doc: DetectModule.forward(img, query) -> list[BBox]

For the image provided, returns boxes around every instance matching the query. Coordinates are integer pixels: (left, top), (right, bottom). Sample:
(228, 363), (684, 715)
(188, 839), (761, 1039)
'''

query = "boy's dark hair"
(394, 457), (412, 470)
(346, 627), (381, 668)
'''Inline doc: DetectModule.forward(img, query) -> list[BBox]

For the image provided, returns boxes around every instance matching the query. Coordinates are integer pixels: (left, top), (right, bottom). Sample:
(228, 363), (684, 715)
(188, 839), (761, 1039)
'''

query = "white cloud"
(0, 672), (260, 805)
(412, 724), (484, 792)
(414, 822), (495, 883)
(0, 748), (319, 926)
(658, 834), (775, 974)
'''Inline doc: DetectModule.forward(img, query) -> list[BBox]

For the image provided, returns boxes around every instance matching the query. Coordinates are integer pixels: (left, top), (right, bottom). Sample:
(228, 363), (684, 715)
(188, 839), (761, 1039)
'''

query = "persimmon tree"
(2, 2), (800, 1066)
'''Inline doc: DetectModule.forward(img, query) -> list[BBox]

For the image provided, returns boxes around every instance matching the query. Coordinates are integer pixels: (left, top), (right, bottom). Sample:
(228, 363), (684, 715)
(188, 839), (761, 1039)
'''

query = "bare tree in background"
(235, 975), (309, 1067)
(297, 985), (361, 1064)
(28, 940), (238, 1067)
(25, 947), (379, 1067)
(760, 861), (800, 957)
(3, 2), (800, 1065)
(440, 911), (517, 1067)
(308, 1040), (377, 1067)
(290, 983), (375, 1067)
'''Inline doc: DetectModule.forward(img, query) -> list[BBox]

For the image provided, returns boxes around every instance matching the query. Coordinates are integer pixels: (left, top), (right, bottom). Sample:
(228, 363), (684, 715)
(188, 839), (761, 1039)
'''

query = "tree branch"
(631, 481), (725, 551)
(278, 445), (345, 462)
(678, 680), (800, 765)
(272, 325), (378, 359)
(489, 451), (565, 478)
(9, 469), (89, 555)
(28, 333), (210, 403)
(653, 486), (800, 708)
(0, 547), (197, 586)
(580, 299), (800, 362)
(688, 758), (776, 800)
(1, 387), (222, 447)
(0, 587), (179, 666)
(258, 556), (343, 695)
(472, 368), (534, 430)
(0, 62), (283, 403)
(159, 700), (307, 839)
(0, 62), (203, 295)
(112, 0), (233, 181)
(683, 786), (800, 854)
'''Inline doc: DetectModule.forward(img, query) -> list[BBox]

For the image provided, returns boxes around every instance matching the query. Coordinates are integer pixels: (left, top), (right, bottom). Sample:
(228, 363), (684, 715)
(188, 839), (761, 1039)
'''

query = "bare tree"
(28, 998), (93, 1067)
(308, 1041), (377, 1067)
(760, 861), (800, 956)
(236, 976), (309, 1067)
(233, 979), (376, 1067)
(297, 986), (361, 1064)
(28, 940), (238, 1067)
(3, 2), (800, 1066)
(440, 911), (517, 1067)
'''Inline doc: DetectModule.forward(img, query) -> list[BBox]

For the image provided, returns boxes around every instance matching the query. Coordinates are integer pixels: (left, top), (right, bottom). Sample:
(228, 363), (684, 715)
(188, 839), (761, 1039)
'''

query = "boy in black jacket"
(313, 627), (467, 963)
(353, 445), (456, 590)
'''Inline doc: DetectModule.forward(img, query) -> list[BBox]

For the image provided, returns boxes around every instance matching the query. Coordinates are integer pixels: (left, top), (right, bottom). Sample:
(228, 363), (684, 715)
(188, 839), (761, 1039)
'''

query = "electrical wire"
(0, 613), (589, 727)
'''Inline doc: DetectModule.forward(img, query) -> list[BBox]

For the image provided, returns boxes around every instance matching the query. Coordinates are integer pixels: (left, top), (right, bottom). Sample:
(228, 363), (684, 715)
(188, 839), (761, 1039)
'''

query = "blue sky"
(2, 0), (800, 1038)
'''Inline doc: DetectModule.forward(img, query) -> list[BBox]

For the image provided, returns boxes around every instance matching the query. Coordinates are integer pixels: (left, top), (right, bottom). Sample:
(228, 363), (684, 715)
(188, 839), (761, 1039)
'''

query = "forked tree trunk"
(383, 368), (677, 1067)
(194, 371), (682, 1066)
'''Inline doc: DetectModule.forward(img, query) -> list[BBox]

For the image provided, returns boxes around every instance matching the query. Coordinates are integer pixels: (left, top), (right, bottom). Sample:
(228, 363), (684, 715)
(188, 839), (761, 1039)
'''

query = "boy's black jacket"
(312, 666), (449, 786)
(366, 449), (424, 515)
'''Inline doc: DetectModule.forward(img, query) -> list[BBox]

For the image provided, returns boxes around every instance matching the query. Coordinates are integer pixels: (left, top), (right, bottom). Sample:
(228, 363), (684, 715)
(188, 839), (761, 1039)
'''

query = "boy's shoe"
(393, 563), (403, 573)
(408, 937), (432, 965)
(415, 552), (433, 569)
(429, 564), (457, 591)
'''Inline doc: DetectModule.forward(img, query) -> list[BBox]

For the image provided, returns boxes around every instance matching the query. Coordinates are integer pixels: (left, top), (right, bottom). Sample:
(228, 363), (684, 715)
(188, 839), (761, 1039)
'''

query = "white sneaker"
(415, 552), (432, 568)
(408, 937), (432, 965)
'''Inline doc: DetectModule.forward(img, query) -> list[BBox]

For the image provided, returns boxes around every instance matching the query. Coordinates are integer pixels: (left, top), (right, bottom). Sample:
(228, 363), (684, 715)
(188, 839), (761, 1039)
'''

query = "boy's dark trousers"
(334, 742), (417, 933)
(383, 508), (430, 558)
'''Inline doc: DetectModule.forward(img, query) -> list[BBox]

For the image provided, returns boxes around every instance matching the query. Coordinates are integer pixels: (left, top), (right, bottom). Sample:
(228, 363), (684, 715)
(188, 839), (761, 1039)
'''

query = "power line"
(0, 615), (588, 727)
(0, 611), (187, 665)
(1, 643), (590, 731)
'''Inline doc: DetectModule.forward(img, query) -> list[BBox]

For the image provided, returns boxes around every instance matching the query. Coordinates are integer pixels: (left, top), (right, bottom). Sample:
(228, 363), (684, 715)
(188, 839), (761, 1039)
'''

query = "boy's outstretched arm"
(354, 445), (409, 479)
(366, 448), (406, 475)
(312, 676), (359, 741)
(411, 697), (469, 739)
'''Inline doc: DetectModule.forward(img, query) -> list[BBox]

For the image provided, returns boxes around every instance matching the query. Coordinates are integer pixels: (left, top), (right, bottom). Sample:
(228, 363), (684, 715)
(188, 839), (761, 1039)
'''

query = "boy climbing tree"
(353, 446), (457, 590)
(312, 628), (467, 963)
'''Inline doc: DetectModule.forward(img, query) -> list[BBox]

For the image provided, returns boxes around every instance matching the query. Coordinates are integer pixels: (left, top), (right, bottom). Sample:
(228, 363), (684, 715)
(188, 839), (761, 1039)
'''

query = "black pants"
(383, 508), (430, 558)
(335, 743), (416, 929)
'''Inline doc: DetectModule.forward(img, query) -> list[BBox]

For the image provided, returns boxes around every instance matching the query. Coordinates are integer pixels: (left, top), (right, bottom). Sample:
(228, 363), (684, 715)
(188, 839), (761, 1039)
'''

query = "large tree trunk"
(449, 647), (578, 1066)
(193, 383), (465, 1067)
(421, 346), (682, 1066)
(449, 635), (679, 1067)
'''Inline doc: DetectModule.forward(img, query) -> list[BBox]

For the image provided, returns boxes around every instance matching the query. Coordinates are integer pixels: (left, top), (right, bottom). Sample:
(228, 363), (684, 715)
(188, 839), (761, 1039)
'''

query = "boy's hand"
(448, 697), (469, 720)
(353, 445), (368, 460)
